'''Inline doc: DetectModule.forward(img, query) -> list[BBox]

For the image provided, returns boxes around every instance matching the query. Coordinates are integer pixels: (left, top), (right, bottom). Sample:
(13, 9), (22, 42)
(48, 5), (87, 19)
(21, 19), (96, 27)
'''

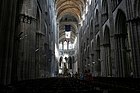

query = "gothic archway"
(95, 10), (99, 34)
(96, 35), (101, 76)
(102, 0), (108, 24)
(103, 25), (112, 76)
(115, 9), (131, 77)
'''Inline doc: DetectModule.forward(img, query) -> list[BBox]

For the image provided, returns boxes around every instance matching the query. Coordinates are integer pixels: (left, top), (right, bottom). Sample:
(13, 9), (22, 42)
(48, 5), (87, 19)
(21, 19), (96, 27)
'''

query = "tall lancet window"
(65, 25), (71, 38)
(59, 42), (62, 50)
(69, 42), (73, 49)
(64, 40), (67, 50)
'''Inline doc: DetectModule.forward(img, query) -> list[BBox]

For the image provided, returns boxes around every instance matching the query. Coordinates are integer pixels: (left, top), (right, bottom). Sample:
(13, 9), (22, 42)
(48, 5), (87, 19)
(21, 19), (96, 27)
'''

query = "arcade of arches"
(0, 0), (140, 86)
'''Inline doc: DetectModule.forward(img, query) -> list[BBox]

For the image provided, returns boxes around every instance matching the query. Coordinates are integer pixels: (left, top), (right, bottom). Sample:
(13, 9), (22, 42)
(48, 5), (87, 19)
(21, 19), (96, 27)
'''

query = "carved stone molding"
(19, 14), (36, 24)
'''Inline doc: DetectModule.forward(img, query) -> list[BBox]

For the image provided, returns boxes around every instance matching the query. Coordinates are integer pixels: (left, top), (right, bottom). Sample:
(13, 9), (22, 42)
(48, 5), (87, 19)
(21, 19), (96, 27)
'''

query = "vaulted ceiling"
(55, 0), (86, 43)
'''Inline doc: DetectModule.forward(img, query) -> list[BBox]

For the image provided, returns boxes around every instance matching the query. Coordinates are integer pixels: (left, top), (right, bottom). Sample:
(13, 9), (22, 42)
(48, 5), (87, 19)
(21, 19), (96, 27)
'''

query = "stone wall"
(0, 0), (56, 85)
(79, 0), (140, 78)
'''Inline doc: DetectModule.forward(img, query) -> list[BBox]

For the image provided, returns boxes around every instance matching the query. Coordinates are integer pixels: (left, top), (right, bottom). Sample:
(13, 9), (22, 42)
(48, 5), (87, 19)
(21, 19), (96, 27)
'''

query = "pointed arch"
(102, 0), (108, 24)
(104, 25), (110, 44)
(95, 9), (99, 33)
(115, 9), (127, 34)
(95, 9), (99, 25)
(103, 25), (112, 76)
(115, 9), (131, 77)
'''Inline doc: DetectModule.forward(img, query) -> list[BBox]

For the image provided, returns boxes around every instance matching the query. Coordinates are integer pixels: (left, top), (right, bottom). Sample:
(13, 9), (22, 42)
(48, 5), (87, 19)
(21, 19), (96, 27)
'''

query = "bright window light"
(64, 41), (67, 50)
(65, 32), (71, 38)
(88, 0), (91, 5)
(59, 42), (62, 49)
(69, 42), (73, 49)
(86, 5), (88, 14)
(82, 13), (85, 20)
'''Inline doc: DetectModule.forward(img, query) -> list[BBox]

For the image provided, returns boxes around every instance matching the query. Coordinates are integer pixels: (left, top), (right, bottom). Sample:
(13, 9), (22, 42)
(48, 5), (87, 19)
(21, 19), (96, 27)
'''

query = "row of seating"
(5, 77), (102, 93)
(1, 77), (140, 93)
(90, 77), (140, 90)
(78, 77), (140, 93)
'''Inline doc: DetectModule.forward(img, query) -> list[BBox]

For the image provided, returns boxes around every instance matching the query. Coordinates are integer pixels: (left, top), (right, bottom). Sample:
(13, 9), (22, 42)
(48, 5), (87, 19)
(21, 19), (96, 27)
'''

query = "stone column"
(62, 41), (64, 55)
(127, 19), (140, 77)
(0, 0), (18, 85)
(67, 40), (69, 50)
(16, 0), (36, 80)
